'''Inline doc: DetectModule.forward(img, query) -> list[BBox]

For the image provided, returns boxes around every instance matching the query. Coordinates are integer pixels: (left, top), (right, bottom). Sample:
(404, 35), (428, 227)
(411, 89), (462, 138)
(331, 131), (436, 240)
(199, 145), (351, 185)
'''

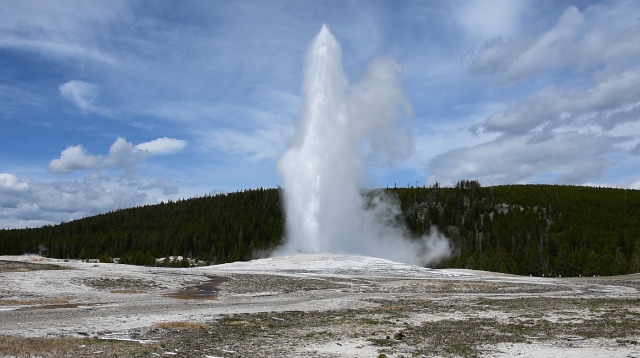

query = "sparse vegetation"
(68, 292), (637, 357)
(2, 299), (637, 357)
(359, 317), (380, 325)
(153, 321), (208, 330)
(83, 277), (163, 291)
(1, 263), (639, 357)
(0, 335), (161, 357)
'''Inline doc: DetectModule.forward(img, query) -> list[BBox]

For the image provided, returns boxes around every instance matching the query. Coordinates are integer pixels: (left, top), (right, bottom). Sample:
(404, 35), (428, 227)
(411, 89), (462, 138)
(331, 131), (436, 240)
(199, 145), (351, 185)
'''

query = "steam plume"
(277, 25), (450, 265)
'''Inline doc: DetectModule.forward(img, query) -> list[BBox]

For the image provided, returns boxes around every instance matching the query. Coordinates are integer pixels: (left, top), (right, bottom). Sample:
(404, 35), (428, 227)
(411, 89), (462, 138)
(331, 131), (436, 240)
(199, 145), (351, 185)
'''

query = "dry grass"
(110, 289), (147, 294)
(0, 336), (84, 356)
(226, 319), (257, 327)
(0, 335), (156, 357)
(153, 321), (209, 330)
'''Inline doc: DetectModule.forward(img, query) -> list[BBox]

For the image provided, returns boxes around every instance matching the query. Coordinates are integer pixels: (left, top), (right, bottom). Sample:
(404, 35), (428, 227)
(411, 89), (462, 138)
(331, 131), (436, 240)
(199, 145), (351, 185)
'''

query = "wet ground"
(163, 276), (227, 300)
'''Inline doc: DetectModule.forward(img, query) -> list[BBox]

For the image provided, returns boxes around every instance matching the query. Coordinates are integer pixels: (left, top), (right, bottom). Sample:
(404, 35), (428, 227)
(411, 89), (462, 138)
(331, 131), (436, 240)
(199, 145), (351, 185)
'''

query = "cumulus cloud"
(135, 137), (187, 154)
(47, 145), (103, 174)
(59, 80), (107, 115)
(104, 137), (149, 168)
(0, 173), (28, 192)
(433, 2), (640, 187)
(0, 173), (31, 215)
(48, 137), (186, 174)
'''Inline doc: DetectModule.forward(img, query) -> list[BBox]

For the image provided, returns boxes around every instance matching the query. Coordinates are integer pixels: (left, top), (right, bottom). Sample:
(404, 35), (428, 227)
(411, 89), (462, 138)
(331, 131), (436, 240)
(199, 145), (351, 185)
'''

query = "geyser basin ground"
(1, 255), (639, 357)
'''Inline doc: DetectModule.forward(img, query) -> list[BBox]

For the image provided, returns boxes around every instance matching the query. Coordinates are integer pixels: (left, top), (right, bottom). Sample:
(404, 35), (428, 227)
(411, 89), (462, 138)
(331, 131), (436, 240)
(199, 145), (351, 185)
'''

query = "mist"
(276, 25), (450, 266)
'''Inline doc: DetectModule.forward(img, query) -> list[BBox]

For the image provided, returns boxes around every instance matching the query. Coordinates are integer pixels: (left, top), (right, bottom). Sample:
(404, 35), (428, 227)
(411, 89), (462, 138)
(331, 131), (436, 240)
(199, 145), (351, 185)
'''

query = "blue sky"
(1, 0), (640, 228)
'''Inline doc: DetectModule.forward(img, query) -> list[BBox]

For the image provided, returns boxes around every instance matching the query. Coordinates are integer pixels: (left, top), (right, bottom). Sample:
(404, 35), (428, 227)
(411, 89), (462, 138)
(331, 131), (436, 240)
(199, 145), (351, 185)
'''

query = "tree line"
(0, 183), (638, 276)
(393, 181), (639, 276)
(0, 188), (283, 266)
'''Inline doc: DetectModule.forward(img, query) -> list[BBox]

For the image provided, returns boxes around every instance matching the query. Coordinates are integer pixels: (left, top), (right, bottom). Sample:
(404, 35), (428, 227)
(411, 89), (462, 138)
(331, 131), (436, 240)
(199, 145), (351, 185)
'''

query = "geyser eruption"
(277, 25), (450, 265)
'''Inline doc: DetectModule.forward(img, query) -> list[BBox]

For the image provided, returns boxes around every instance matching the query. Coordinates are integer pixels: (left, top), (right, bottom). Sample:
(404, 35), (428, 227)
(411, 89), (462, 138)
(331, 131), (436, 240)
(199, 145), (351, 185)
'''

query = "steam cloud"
(276, 25), (450, 266)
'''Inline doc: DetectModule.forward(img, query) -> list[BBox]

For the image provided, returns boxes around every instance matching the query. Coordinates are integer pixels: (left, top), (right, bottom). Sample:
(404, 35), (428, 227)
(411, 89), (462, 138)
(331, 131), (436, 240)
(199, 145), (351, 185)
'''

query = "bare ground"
(0, 255), (639, 357)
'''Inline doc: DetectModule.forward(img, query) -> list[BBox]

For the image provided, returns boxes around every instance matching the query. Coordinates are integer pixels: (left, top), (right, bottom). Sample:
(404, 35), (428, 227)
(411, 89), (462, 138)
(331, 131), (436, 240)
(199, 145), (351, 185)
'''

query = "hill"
(1, 182), (638, 276)
(0, 188), (283, 266)
(394, 181), (639, 276)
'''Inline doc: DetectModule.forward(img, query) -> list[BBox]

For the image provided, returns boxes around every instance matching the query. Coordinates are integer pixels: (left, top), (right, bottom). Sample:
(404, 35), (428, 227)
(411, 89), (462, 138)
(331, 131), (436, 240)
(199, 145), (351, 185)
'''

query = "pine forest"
(1, 183), (638, 277)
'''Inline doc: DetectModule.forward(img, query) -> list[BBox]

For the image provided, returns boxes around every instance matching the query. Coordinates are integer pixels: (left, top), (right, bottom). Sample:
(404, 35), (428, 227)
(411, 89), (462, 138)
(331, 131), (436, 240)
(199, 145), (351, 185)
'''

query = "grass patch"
(110, 289), (147, 294)
(0, 335), (159, 357)
(2, 287), (638, 357)
(226, 319), (256, 327)
(153, 321), (209, 330)
(304, 330), (335, 339)
(359, 317), (380, 325)
(0, 336), (84, 356)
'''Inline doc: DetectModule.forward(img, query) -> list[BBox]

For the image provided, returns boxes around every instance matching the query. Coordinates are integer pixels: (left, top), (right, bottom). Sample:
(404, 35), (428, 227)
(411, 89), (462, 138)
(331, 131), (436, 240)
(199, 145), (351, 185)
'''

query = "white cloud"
(479, 67), (640, 135)
(59, 80), (107, 115)
(104, 137), (149, 168)
(1, 37), (119, 66)
(448, 2), (640, 188)
(48, 145), (103, 174)
(207, 127), (290, 162)
(0, 84), (39, 114)
(502, 6), (585, 82)
(0, 173), (148, 229)
(136, 137), (187, 155)
(443, 65), (640, 186)
(0, 0), (127, 65)
(428, 132), (622, 186)
(48, 137), (186, 174)
(134, 177), (179, 196)
(455, 0), (529, 41)
(196, 88), (298, 162)
(468, 37), (516, 77)
(469, 3), (640, 83)
(0, 173), (28, 192)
